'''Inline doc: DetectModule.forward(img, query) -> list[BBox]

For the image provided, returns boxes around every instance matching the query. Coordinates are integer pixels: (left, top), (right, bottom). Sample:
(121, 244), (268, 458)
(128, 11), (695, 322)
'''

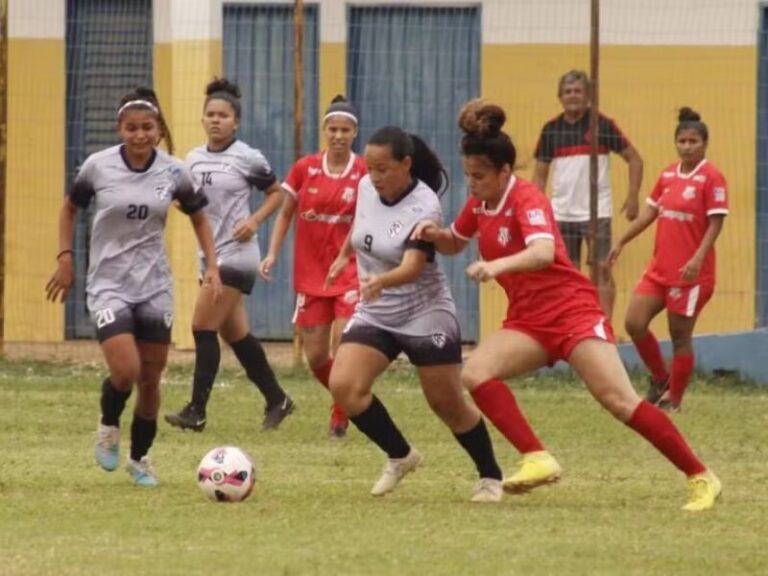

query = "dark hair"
(457, 99), (516, 170)
(675, 107), (708, 142)
(558, 69), (590, 97)
(117, 86), (174, 155)
(368, 126), (448, 195)
(323, 94), (358, 125)
(205, 77), (242, 119)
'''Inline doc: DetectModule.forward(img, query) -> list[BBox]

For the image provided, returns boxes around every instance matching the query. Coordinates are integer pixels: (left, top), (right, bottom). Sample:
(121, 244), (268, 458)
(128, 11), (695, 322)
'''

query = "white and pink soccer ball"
(197, 446), (256, 502)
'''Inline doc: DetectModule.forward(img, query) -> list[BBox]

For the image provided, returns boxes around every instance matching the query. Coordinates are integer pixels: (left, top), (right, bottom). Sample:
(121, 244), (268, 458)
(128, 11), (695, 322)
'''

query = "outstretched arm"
(410, 221), (469, 255)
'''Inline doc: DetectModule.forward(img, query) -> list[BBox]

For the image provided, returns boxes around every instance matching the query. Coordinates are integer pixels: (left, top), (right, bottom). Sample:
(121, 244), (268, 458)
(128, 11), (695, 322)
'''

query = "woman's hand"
(201, 266), (223, 301)
(325, 254), (350, 290)
(259, 254), (276, 281)
(466, 260), (500, 283)
(605, 243), (623, 268)
(359, 275), (384, 302)
(45, 254), (75, 303)
(410, 220), (439, 242)
(233, 218), (258, 242)
(680, 255), (703, 282)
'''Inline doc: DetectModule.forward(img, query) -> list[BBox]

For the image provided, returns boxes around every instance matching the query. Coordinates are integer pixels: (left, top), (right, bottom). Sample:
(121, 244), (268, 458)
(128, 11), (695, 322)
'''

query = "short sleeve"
(516, 191), (556, 245)
(598, 116), (630, 154)
(451, 197), (480, 240)
(282, 157), (307, 197)
(171, 164), (209, 214)
(534, 126), (555, 163)
(68, 156), (97, 208)
(647, 174), (666, 208)
(704, 170), (729, 216)
(246, 148), (278, 191)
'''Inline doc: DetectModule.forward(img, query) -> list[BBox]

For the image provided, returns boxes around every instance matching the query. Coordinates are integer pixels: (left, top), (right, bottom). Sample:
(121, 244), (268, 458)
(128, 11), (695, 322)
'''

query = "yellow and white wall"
(4, 0), (760, 346)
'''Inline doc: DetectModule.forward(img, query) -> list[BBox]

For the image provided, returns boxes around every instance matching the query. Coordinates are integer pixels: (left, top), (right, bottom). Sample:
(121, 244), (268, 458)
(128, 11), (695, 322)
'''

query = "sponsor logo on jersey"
(342, 187), (355, 203)
(350, 172), (360, 180)
(682, 186), (696, 200)
(307, 187), (319, 195)
(388, 220), (403, 238)
(497, 226), (510, 247)
(431, 332), (447, 349)
(526, 208), (546, 226)
(693, 174), (706, 182)
(658, 208), (694, 222)
(714, 187), (726, 202)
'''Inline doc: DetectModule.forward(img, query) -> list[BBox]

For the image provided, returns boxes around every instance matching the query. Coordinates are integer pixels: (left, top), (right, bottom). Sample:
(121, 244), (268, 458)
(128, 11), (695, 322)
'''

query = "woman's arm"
(189, 210), (222, 299)
(233, 181), (284, 243)
(680, 214), (726, 282)
(606, 203), (658, 266)
(259, 190), (297, 281)
(466, 238), (554, 282)
(410, 221), (469, 255)
(360, 249), (428, 302)
(45, 199), (79, 302)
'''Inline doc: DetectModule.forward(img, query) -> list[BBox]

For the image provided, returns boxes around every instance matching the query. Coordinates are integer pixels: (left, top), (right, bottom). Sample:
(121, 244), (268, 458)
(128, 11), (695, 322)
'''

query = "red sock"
(311, 358), (333, 388)
(312, 358), (345, 417)
(626, 400), (706, 476)
(470, 379), (544, 454)
(668, 354), (694, 403)
(633, 332), (669, 382)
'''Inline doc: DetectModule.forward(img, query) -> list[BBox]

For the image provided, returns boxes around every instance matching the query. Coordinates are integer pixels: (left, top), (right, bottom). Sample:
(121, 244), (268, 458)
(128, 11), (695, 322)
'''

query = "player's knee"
(624, 316), (647, 339)
(597, 387), (638, 421)
(460, 363), (487, 391)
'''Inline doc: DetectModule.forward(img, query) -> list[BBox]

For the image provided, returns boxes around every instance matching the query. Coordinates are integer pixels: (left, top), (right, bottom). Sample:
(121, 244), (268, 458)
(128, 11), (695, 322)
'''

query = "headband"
(117, 99), (159, 117)
(323, 110), (358, 125)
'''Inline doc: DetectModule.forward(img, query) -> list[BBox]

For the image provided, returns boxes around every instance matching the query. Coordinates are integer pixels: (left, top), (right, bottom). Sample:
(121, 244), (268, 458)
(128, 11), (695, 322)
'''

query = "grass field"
(1, 358), (767, 576)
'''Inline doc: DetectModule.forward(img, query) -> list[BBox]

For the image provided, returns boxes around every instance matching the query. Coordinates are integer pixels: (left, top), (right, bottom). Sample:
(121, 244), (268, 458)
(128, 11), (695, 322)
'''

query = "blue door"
(223, 4), (319, 339)
(65, 0), (153, 338)
(348, 6), (482, 341)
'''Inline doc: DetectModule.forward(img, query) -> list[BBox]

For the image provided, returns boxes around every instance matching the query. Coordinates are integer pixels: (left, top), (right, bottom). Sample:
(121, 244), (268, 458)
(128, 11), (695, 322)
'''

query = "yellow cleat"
(502, 451), (562, 494)
(682, 470), (722, 511)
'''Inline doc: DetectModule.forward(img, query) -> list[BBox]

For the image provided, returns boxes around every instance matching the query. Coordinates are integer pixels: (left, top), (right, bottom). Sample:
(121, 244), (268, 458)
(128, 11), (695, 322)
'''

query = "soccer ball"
(197, 446), (256, 502)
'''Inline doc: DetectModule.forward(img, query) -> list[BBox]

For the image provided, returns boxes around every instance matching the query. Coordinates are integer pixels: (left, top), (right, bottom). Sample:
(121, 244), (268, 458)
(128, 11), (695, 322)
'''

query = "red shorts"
(634, 274), (713, 318)
(293, 291), (359, 327)
(503, 310), (616, 365)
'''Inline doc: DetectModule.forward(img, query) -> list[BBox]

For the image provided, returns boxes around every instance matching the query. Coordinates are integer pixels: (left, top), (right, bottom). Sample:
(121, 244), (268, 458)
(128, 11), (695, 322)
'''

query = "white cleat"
(370, 449), (423, 496)
(95, 421), (120, 471)
(470, 478), (504, 503)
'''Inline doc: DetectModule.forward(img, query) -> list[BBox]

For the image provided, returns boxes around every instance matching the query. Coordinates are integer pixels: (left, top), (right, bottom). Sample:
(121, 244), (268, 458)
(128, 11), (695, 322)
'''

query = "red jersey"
(646, 160), (728, 287)
(283, 152), (367, 296)
(452, 177), (602, 326)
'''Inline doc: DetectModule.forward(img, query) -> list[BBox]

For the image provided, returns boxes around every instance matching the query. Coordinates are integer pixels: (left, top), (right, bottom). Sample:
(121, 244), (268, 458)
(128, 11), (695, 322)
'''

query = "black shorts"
(557, 218), (612, 267)
(220, 265), (256, 295)
(340, 319), (462, 367)
(89, 293), (173, 344)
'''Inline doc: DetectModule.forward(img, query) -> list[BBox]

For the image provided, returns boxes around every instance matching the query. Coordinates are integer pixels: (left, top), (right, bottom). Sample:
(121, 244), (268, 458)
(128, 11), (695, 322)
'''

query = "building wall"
(4, 0), (760, 345)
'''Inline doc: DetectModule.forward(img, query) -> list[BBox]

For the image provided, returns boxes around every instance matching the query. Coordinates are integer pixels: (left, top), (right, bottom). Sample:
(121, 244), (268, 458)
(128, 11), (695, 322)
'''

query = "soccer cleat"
(164, 402), (207, 432)
(646, 375), (670, 405)
(95, 421), (120, 471)
(262, 396), (296, 430)
(657, 392), (681, 413)
(370, 449), (424, 496)
(502, 450), (562, 494)
(329, 403), (349, 439)
(682, 470), (722, 511)
(470, 478), (504, 503)
(125, 456), (158, 487)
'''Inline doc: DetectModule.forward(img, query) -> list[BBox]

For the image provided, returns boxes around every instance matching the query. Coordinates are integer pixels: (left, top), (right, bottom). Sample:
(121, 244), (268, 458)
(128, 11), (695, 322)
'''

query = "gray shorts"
(88, 291), (173, 343)
(340, 312), (462, 367)
(556, 218), (612, 268)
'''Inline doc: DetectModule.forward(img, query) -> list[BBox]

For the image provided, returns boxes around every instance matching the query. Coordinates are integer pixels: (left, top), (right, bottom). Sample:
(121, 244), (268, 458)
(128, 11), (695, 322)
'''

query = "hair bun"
(206, 78), (241, 99)
(331, 94), (347, 104)
(678, 106), (701, 123)
(458, 99), (506, 139)
(134, 86), (158, 102)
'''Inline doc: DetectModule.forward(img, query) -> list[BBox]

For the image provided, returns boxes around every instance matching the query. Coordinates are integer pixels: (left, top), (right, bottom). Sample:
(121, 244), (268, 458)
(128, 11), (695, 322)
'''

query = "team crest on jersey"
(388, 220), (403, 238)
(668, 287), (682, 300)
(497, 226), (510, 247)
(163, 312), (174, 328)
(431, 332), (447, 349)
(526, 208), (546, 226)
(714, 187), (726, 202)
(350, 172), (360, 180)
(504, 208), (514, 217)
(682, 186), (696, 200)
(155, 185), (170, 200)
(308, 167), (321, 176)
(342, 187), (355, 203)
(693, 174), (706, 183)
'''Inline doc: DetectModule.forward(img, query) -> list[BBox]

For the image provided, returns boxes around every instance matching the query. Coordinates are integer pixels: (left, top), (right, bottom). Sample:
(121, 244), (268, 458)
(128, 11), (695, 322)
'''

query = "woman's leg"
(664, 312), (698, 410)
(220, 302), (292, 429)
(625, 292), (669, 402)
(418, 363), (503, 502)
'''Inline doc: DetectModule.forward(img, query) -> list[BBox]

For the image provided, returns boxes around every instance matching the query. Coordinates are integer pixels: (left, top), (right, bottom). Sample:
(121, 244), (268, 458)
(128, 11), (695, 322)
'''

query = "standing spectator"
(608, 108), (727, 412)
(46, 87), (222, 486)
(164, 78), (293, 433)
(326, 126), (506, 502)
(533, 69), (643, 320)
(413, 99), (721, 511)
(260, 96), (366, 438)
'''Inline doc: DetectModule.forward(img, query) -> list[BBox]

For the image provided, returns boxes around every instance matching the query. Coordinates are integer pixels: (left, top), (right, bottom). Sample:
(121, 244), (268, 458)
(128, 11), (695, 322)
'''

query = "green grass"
(1, 359), (767, 576)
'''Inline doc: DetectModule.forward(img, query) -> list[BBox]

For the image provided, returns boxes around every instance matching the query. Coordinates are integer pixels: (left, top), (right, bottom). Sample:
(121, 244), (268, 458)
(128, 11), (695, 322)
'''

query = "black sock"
(100, 378), (131, 427)
(454, 419), (503, 480)
(350, 396), (410, 459)
(190, 330), (220, 409)
(230, 334), (286, 408)
(130, 415), (157, 461)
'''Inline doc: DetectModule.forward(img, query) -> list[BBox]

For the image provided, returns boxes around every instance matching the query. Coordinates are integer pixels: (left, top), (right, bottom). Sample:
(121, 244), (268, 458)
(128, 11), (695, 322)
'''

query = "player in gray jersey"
(325, 126), (504, 502)
(46, 87), (221, 487)
(164, 79), (293, 433)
